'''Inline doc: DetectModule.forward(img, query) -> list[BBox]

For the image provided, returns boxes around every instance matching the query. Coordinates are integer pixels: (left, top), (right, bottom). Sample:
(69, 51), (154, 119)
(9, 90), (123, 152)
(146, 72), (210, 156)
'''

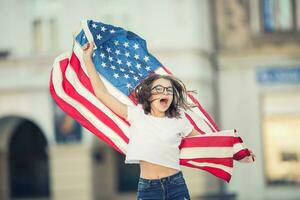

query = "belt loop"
(167, 175), (171, 182)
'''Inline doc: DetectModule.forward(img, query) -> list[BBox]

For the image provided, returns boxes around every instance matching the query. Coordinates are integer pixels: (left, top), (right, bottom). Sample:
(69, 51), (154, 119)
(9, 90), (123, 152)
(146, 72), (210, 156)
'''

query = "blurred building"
(1, 0), (299, 200)
(213, 0), (300, 200)
(0, 0), (219, 200)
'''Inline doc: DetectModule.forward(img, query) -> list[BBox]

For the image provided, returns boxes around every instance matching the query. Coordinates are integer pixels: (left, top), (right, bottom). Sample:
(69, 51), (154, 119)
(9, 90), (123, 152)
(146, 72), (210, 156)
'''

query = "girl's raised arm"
(82, 42), (128, 119)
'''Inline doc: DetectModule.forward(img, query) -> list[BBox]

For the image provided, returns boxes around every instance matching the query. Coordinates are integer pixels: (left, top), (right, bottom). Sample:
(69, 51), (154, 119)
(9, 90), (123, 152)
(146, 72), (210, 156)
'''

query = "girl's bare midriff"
(140, 160), (180, 179)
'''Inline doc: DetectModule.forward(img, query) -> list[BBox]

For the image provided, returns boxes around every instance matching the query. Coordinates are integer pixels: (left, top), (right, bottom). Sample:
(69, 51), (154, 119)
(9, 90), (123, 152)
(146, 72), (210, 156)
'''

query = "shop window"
(115, 152), (139, 192)
(262, 93), (300, 186)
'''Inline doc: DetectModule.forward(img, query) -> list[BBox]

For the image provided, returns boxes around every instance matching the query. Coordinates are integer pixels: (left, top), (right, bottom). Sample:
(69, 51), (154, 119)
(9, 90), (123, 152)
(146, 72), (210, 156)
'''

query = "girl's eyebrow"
(152, 84), (173, 88)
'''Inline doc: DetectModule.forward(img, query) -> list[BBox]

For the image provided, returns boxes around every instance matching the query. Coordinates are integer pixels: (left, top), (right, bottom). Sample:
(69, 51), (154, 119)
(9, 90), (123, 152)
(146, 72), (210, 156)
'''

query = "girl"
(82, 42), (254, 200)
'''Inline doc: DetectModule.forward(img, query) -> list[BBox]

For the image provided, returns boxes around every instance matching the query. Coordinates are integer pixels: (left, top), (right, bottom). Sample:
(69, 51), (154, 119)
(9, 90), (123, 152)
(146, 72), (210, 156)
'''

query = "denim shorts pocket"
(170, 177), (186, 186)
(137, 180), (151, 191)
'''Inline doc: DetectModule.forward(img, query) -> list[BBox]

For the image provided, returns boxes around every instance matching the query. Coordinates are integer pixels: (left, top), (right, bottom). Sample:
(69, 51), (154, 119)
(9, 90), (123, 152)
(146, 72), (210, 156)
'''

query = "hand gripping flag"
(49, 20), (254, 182)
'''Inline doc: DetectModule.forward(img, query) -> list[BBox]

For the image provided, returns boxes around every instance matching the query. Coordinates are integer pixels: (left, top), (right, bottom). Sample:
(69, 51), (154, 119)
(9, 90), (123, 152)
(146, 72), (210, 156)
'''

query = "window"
(262, 92), (300, 186)
(33, 19), (43, 52)
(250, 0), (300, 35)
(261, 0), (296, 33)
(115, 152), (139, 192)
(53, 100), (82, 143)
(32, 18), (58, 53)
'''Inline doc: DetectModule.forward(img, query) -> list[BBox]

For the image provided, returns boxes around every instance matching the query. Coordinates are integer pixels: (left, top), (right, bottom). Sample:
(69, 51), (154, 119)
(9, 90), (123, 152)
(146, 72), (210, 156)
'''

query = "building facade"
(213, 0), (300, 200)
(0, 0), (220, 199)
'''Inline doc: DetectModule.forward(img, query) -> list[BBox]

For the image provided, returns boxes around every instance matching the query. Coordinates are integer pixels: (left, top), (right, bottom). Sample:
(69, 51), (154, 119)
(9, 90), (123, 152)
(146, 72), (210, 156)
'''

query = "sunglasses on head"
(151, 85), (174, 95)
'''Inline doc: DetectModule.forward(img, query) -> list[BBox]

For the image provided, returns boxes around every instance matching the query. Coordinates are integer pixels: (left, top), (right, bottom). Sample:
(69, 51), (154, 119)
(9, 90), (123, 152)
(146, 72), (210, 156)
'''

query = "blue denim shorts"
(137, 171), (190, 200)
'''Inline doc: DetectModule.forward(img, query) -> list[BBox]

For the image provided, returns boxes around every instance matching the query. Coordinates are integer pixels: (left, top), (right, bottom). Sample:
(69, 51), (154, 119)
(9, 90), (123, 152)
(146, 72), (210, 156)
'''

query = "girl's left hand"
(249, 149), (256, 161)
(82, 42), (95, 62)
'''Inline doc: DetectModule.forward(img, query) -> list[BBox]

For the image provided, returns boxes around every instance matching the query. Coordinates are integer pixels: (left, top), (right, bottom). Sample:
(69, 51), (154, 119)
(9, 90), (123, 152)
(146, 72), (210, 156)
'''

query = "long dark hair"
(134, 74), (196, 118)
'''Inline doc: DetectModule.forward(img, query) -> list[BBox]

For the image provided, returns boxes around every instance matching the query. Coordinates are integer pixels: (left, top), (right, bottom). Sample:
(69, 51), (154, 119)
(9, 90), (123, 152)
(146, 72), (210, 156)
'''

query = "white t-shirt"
(125, 104), (194, 170)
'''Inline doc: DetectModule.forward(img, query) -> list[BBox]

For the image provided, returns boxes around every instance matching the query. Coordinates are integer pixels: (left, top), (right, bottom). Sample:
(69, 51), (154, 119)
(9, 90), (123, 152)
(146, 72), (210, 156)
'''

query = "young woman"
(82, 42), (254, 200)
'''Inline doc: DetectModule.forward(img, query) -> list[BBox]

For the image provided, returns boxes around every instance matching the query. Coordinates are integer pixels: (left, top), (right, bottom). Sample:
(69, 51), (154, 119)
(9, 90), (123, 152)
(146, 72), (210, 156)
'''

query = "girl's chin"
(157, 105), (170, 112)
(151, 102), (171, 112)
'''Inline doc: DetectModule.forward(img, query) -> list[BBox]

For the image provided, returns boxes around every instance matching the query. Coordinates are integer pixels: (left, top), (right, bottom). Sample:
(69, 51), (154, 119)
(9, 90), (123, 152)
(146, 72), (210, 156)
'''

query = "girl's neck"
(150, 109), (166, 118)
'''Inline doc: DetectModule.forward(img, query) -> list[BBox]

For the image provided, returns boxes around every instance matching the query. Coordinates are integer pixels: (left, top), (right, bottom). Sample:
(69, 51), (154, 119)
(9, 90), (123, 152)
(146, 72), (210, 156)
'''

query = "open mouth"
(159, 98), (169, 107)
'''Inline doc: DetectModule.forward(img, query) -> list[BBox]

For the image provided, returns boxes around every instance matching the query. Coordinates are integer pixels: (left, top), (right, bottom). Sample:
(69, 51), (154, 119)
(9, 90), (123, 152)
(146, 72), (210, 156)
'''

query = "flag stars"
(120, 68), (125, 72)
(92, 52), (96, 57)
(138, 73), (143, 77)
(96, 34), (102, 40)
(133, 76), (139, 81)
(144, 56), (150, 62)
(100, 53), (105, 58)
(124, 74), (129, 79)
(108, 56), (113, 62)
(125, 52), (130, 57)
(110, 29), (116, 34)
(135, 63), (141, 70)
(145, 66), (151, 71)
(126, 83), (132, 88)
(106, 47), (111, 53)
(133, 43), (139, 50)
(113, 73), (119, 79)
(117, 59), (122, 65)
(101, 26), (107, 32)
(129, 70), (134, 74)
(134, 54), (139, 60)
(115, 50), (121, 55)
(92, 23), (97, 28)
(123, 42), (129, 48)
(126, 61), (132, 67)
(110, 65), (116, 70)
(101, 62), (107, 68)
(114, 41), (119, 45)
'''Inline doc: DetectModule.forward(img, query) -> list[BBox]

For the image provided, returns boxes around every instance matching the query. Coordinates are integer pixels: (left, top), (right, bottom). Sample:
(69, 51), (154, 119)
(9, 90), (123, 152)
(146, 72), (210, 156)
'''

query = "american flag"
(49, 20), (254, 182)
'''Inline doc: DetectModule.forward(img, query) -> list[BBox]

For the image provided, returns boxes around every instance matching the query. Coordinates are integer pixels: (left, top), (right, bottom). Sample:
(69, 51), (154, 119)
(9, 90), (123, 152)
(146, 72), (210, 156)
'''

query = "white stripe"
(65, 63), (130, 138)
(51, 54), (128, 153)
(81, 20), (94, 43)
(187, 161), (232, 174)
(180, 147), (233, 159)
(185, 129), (235, 138)
(185, 109), (213, 133)
(233, 142), (246, 153)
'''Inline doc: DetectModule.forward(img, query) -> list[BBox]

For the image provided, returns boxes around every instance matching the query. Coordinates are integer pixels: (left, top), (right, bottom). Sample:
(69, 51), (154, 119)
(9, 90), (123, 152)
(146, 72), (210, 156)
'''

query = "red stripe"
(180, 157), (233, 167)
(60, 56), (129, 142)
(69, 53), (94, 94)
(69, 52), (130, 125)
(233, 149), (250, 161)
(180, 162), (231, 182)
(187, 94), (219, 132)
(203, 119), (216, 133)
(58, 58), (129, 143)
(49, 61), (125, 154)
(180, 136), (234, 148)
(161, 66), (172, 75)
(234, 137), (243, 144)
(184, 113), (205, 134)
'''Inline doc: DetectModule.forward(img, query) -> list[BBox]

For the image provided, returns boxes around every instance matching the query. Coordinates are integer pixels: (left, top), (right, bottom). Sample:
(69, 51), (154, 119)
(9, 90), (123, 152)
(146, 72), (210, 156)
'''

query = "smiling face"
(149, 78), (174, 116)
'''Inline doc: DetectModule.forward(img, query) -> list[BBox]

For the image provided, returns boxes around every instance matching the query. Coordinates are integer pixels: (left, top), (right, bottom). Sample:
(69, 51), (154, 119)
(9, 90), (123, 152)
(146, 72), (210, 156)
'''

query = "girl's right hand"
(82, 42), (94, 62)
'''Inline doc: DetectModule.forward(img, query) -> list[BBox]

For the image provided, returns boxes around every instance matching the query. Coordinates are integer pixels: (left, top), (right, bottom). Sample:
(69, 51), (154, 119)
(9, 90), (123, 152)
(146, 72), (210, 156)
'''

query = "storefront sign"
(257, 67), (300, 84)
